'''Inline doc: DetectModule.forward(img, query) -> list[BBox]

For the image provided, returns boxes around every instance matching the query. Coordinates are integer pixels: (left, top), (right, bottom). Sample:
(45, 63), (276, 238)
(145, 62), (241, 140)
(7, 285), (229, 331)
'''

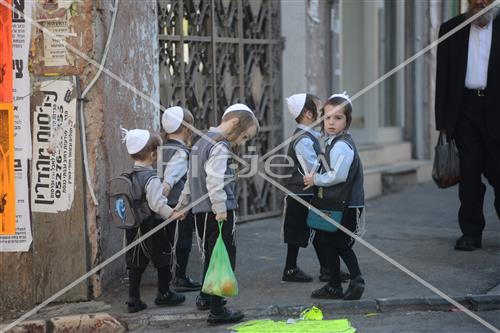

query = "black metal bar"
(210, 0), (218, 125)
(159, 34), (279, 45)
(179, 0), (186, 105)
(267, 0), (277, 212)
(158, 0), (283, 221)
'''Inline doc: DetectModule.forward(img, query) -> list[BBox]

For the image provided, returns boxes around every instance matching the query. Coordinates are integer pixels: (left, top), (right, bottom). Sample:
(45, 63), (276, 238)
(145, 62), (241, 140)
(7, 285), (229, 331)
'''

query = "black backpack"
(109, 168), (156, 229)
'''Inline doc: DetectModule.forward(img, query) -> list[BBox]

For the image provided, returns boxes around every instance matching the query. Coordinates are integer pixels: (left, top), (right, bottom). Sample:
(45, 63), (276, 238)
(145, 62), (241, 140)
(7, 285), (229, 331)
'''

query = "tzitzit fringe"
(169, 220), (180, 281)
(280, 195), (288, 244)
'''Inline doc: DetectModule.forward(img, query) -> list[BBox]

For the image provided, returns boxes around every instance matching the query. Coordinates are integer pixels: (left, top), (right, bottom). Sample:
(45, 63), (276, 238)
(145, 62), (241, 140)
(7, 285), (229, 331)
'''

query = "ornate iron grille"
(158, 0), (283, 221)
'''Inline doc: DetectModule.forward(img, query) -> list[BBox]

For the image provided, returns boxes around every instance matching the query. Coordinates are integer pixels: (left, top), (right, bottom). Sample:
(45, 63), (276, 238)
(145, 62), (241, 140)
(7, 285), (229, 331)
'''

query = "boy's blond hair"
(222, 110), (260, 141)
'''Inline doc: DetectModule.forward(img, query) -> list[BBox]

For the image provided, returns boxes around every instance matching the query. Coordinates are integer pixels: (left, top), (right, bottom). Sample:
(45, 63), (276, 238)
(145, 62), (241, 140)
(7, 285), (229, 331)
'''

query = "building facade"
(0, 0), (467, 315)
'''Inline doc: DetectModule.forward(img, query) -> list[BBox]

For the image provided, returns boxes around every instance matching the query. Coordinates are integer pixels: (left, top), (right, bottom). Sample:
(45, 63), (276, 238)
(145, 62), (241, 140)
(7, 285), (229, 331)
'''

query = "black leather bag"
(432, 132), (460, 188)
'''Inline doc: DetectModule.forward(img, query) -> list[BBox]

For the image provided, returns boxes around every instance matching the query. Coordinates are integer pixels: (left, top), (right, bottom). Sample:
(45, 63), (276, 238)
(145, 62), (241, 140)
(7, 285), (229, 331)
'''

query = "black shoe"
(126, 298), (147, 313)
(455, 235), (482, 251)
(319, 267), (350, 282)
(343, 276), (365, 300)
(173, 276), (202, 292)
(282, 267), (313, 282)
(207, 307), (244, 324)
(311, 283), (343, 299)
(319, 267), (329, 282)
(196, 294), (227, 311)
(155, 289), (185, 306)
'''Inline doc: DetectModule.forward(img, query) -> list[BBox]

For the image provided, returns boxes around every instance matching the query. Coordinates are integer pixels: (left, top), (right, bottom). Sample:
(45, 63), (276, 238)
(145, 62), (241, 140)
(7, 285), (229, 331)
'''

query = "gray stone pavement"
(130, 310), (500, 333)
(2, 182), (498, 332)
(100, 181), (499, 330)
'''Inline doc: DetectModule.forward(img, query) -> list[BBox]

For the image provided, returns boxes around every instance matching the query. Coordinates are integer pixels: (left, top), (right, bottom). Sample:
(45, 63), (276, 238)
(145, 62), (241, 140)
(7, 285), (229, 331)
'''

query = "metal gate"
(158, 0), (283, 221)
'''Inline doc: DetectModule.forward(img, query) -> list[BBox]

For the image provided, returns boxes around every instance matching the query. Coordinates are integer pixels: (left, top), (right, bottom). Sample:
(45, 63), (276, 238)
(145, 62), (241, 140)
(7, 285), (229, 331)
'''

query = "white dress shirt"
(205, 141), (232, 214)
(294, 124), (321, 174)
(162, 138), (189, 193)
(314, 135), (354, 187)
(465, 20), (493, 89)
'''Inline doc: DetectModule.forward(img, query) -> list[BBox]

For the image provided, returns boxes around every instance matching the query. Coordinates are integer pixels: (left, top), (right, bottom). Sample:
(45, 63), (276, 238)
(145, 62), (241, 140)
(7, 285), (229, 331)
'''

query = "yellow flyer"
(0, 102), (16, 235)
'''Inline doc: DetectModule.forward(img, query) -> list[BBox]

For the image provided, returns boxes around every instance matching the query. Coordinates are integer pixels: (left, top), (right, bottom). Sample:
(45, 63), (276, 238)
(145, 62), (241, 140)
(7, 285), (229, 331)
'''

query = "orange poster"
(0, 0), (13, 102)
(0, 102), (15, 235)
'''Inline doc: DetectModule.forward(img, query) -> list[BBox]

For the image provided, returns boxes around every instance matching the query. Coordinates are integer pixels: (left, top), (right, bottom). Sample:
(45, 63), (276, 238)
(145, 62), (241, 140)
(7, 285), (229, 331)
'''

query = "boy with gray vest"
(160, 106), (201, 292)
(304, 93), (365, 300)
(282, 93), (345, 284)
(175, 103), (259, 324)
(120, 128), (185, 313)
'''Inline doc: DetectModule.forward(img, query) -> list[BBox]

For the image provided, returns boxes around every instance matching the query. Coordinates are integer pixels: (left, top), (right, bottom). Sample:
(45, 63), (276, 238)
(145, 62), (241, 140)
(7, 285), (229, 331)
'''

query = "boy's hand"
(162, 183), (171, 196)
(171, 210), (186, 221)
(303, 173), (315, 190)
(215, 212), (227, 222)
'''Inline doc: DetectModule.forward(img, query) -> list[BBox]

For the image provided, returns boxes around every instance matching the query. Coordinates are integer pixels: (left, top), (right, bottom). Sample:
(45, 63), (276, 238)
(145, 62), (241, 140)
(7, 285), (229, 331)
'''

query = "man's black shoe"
(126, 298), (147, 313)
(173, 276), (202, 292)
(155, 290), (185, 306)
(311, 283), (343, 299)
(343, 275), (365, 300)
(196, 294), (227, 310)
(282, 267), (313, 282)
(319, 267), (350, 282)
(319, 267), (329, 282)
(207, 307), (244, 324)
(455, 235), (482, 251)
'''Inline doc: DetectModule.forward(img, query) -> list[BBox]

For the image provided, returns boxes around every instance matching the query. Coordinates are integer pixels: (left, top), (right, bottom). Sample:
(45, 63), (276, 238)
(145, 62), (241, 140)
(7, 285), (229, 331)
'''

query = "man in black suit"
(435, 0), (500, 251)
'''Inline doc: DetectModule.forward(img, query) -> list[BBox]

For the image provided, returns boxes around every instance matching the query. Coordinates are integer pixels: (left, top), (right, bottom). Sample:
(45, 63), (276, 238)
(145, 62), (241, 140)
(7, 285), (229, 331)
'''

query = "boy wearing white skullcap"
(175, 103), (259, 324)
(119, 128), (185, 313)
(282, 93), (335, 285)
(159, 107), (201, 292)
(303, 92), (365, 301)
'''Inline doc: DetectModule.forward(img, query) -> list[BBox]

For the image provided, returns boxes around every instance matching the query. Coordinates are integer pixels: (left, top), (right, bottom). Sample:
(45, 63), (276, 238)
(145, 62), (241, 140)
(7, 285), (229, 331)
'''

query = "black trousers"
(125, 217), (172, 299)
(125, 217), (171, 271)
(283, 195), (312, 247)
(165, 211), (195, 278)
(318, 208), (361, 288)
(283, 195), (328, 268)
(166, 210), (194, 250)
(454, 92), (500, 238)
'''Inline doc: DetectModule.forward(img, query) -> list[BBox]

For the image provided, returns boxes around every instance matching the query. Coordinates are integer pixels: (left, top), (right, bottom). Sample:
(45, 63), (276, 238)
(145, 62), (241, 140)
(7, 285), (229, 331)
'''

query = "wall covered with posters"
(1, 0), (162, 315)
(0, 0), (16, 239)
(31, 0), (92, 76)
(31, 79), (76, 213)
(0, 0), (33, 252)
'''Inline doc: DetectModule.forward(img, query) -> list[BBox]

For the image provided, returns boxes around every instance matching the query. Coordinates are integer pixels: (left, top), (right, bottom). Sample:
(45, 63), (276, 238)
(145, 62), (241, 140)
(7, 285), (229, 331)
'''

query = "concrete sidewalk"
(3, 182), (498, 332)
(101, 181), (499, 330)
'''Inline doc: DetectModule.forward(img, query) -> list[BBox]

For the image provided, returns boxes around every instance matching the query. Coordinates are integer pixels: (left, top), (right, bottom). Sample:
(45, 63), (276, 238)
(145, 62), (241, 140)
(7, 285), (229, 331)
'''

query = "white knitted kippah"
(121, 127), (150, 154)
(286, 93), (307, 119)
(162, 106), (184, 133)
(223, 103), (254, 117)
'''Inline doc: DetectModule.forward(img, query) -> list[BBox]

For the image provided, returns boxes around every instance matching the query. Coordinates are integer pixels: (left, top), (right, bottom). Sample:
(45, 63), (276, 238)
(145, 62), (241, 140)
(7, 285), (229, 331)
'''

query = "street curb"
(4, 295), (497, 332)
(1, 313), (125, 333)
(118, 294), (500, 330)
(375, 296), (472, 312)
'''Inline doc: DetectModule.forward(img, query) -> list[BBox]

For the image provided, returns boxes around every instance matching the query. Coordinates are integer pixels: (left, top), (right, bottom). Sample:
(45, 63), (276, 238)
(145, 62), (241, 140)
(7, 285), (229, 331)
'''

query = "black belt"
(464, 88), (486, 97)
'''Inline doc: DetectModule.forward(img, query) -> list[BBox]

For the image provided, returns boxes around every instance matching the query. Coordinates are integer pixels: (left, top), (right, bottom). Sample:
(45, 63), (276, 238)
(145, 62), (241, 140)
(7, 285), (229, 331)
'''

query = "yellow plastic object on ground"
(301, 306), (324, 321)
(230, 307), (356, 333)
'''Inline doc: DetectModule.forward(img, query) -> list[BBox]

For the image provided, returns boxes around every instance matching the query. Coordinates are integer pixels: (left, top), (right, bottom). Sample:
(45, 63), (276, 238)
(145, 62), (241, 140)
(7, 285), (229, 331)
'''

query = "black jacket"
(435, 14), (500, 139)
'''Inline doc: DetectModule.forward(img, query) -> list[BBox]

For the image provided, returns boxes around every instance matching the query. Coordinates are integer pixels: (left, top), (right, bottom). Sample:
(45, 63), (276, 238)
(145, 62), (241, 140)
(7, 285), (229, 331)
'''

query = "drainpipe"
(413, 2), (425, 160)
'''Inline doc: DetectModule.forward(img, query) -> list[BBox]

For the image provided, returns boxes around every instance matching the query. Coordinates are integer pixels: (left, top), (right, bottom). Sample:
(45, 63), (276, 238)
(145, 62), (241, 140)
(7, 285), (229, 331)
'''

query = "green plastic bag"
(201, 221), (239, 297)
